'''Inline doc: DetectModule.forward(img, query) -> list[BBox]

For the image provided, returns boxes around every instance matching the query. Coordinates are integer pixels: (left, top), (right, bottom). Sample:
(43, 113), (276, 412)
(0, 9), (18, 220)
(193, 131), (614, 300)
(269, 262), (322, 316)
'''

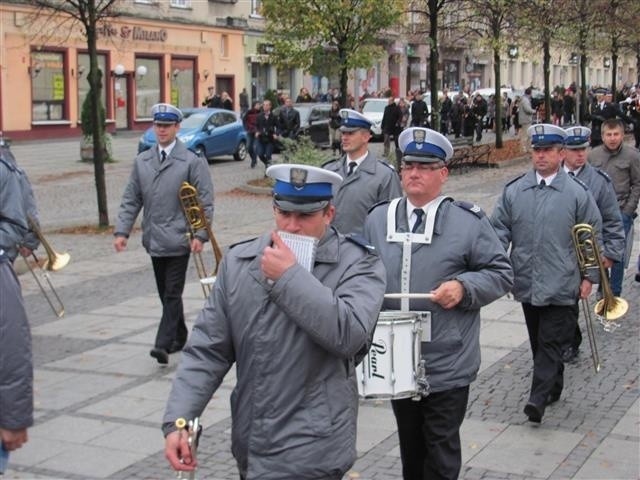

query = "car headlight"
(178, 133), (194, 143)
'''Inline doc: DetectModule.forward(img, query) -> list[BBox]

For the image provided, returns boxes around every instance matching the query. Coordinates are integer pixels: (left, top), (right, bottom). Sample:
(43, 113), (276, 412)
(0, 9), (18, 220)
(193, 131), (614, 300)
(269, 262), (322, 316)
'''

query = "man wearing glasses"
(363, 128), (513, 480)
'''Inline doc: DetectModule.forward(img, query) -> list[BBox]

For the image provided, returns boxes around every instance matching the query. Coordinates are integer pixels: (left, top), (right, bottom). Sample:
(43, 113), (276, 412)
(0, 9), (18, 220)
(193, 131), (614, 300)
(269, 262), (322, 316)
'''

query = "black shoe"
(635, 272), (640, 282)
(545, 393), (561, 406)
(524, 402), (543, 423)
(150, 347), (169, 365)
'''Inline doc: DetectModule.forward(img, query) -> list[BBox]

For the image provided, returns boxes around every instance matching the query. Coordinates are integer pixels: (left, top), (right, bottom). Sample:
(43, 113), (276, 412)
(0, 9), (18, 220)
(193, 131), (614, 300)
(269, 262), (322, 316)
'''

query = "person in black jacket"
(411, 92), (429, 127)
(589, 89), (618, 147)
(440, 90), (453, 135)
(255, 99), (279, 167)
(381, 97), (401, 158)
(278, 97), (301, 141)
(471, 94), (488, 142)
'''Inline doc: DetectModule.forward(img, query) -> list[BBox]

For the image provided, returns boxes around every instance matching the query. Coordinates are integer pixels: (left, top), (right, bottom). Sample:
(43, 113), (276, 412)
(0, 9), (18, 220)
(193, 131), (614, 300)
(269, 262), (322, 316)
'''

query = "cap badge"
(535, 125), (545, 136)
(413, 129), (426, 144)
(340, 110), (349, 120)
(290, 168), (308, 190)
(158, 105), (167, 113)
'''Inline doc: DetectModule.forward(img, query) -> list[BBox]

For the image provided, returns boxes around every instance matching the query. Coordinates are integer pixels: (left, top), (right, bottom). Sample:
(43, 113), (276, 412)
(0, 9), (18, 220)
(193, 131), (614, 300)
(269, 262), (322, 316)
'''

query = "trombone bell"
(44, 251), (70, 271)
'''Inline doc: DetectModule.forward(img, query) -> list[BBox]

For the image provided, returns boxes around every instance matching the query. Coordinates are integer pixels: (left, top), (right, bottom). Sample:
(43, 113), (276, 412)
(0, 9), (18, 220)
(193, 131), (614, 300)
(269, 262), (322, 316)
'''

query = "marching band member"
(491, 124), (602, 424)
(0, 154), (34, 469)
(113, 103), (214, 365)
(162, 164), (386, 479)
(363, 128), (513, 480)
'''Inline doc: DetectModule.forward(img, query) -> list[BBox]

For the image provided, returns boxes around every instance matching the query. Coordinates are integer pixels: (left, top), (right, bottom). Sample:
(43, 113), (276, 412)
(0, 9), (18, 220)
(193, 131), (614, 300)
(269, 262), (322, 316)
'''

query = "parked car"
(137, 108), (248, 162)
(273, 102), (331, 148)
(361, 98), (388, 138)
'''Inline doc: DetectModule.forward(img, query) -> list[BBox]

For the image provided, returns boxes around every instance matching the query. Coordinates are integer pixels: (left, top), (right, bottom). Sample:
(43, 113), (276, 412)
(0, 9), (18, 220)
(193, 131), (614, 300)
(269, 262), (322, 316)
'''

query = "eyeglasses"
(401, 163), (445, 172)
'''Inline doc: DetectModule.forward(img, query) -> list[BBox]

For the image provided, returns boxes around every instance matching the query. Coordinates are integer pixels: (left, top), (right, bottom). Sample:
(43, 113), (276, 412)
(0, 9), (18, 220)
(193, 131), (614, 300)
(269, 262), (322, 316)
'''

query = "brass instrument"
(175, 417), (201, 480)
(572, 224), (628, 330)
(178, 182), (223, 298)
(21, 215), (69, 317)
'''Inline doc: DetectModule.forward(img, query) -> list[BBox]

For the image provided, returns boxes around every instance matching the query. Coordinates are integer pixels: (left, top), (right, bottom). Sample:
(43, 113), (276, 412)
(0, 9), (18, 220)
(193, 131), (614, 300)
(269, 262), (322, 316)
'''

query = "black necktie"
(161, 150), (167, 163)
(347, 161), (357, 176)
(568, 171), (575, 177)
(539, 179), (546, 188)
(412, 208), (424, 233)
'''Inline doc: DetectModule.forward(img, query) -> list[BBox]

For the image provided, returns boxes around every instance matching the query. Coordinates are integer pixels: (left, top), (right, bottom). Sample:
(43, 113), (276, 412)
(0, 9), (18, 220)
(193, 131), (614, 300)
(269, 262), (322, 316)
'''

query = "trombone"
(175, 416), (201, 480)
(178, 182), (223, 298)
(21, 215), (69, 317)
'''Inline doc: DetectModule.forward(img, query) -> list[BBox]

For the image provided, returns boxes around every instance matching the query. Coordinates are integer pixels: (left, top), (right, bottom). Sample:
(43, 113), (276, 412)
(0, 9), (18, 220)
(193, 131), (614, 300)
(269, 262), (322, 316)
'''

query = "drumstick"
(384, 293), (434, 300)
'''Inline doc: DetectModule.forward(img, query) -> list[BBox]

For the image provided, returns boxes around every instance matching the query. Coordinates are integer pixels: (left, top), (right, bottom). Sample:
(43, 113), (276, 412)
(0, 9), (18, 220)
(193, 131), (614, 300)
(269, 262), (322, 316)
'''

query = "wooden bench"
(448, 137), (493, 172)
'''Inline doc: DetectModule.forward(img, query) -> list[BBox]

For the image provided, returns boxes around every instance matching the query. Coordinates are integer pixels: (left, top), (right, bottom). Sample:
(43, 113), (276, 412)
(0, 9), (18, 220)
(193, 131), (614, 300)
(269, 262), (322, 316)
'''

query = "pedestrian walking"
(162, 164), (387, 479)
(363, 127), (513, 480)
(490, 124), (602, 424)
(588, 118), (640, 296)
(113, 103), (214, 365)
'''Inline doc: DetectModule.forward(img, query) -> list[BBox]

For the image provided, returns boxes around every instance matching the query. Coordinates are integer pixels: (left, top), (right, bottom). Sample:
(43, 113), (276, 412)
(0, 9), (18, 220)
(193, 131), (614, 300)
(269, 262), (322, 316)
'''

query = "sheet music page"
(277, 231), (318, 272)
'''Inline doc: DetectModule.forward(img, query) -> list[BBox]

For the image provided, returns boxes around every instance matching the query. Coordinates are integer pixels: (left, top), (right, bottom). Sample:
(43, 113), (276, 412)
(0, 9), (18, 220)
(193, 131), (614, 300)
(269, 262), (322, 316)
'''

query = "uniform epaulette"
(344, 233), (377, 254)
(569, 175), (589, 190)
(453, 200), (485, 218)
(0, 156), (16, 172)
(367, 199), (391, 214)
(594, 168), (612, 183)
(229, 237), (257, 250)
(505, 172), (525, 187)
(321, 157), (341, 168)
(377, 159), (397, 172)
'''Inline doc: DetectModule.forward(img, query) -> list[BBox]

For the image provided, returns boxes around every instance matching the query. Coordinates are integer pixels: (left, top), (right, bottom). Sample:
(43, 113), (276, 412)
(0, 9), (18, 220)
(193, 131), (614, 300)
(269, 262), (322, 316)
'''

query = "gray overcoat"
(363, 198), (513, 392)
(490, 169), (602, 306)
(115, 140), (214, 256)
(163, 227), (386, 479)
(323, 152), (401, 234)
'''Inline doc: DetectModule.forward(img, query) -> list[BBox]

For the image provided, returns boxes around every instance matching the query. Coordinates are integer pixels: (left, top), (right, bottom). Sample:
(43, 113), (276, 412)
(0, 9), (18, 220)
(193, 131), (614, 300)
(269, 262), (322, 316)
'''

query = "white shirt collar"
(158, 140), (177, 157)
(536, 170), (558, 185)
(345, 151), (369, 170)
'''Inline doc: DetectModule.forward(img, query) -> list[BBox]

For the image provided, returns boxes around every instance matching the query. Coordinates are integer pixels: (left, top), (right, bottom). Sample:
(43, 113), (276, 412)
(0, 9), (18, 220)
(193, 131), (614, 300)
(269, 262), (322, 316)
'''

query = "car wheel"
(234, 141), (247, 161)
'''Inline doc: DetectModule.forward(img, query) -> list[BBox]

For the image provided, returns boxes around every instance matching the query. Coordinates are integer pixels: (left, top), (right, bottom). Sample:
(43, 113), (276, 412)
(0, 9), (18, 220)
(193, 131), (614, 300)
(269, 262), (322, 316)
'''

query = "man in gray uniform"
(0, 157), (34, 468)
(323, 109), (402, 234)
(363, 128), (513, 480)
(114, 103), (214, 365)
(562, 126), (625, 361)
(491, 124), (602, 424)
(162, 164), (386, 479)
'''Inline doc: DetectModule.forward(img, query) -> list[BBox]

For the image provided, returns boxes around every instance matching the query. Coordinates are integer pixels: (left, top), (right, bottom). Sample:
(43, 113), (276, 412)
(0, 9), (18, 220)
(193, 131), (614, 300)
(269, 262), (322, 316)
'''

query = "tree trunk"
(543, 39), (551, 123)
(580, 54), (588, 125)
(428, 0), (439, 132)
(87, 0), (109, 227)
(339, 48), (349, 109)
(494, 45), (503, 148)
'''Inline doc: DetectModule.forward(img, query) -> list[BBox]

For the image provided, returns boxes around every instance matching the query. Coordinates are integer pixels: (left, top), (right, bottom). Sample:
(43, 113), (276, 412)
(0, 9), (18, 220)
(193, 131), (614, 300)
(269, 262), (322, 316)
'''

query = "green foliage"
(263, 89), (279, 106)
(261, 0), (403, 104)
(279, 136), (332, 167)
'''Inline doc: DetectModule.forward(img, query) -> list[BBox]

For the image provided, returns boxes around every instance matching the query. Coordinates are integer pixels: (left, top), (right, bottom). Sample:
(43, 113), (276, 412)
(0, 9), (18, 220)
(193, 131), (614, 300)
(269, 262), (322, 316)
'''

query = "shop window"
(77, 53), (107, 122)
(136, 57), (161, 118)
(170, 58), (195, 109)
(31, 51), (66, 122)
(170, 0), (191, 8)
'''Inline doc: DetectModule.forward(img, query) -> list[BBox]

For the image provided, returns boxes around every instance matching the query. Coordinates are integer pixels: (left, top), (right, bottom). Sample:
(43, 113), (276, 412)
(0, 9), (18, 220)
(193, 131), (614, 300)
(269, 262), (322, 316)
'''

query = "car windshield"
(293, 106), (311, 123)
(180, 112), (208, 129)
(362, 101), (386, 113)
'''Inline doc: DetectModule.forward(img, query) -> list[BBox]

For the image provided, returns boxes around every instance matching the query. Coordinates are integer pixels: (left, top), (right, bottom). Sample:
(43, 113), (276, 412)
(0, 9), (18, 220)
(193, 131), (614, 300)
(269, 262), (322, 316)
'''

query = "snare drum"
(357, 311), (430, 400)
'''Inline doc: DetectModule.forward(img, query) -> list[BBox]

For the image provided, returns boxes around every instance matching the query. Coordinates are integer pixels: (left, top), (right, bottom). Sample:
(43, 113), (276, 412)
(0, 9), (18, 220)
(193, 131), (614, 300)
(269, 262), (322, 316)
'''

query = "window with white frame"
(251, 0), (262, 16)
(170, 0), (191, 8)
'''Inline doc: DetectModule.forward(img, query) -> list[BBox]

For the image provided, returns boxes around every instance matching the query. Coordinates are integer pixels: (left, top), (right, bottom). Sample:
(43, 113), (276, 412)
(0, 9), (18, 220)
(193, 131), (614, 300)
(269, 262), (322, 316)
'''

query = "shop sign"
(97, 23), (168, 42)
(53, 74), (64, 100)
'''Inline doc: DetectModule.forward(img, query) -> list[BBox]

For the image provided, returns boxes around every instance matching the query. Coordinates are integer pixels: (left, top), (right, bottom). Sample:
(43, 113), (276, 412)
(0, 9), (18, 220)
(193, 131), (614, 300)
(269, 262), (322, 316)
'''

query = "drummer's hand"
(164, 429), (196, 472)
(430, 280), (464, 310)
(261, 231), (296, 281)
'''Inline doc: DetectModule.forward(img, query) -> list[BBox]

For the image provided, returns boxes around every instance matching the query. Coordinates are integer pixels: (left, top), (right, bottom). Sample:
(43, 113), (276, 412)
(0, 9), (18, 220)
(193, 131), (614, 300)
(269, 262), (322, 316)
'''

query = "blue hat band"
(404, 142), (446, 160)
(342, 118), (371, 129)
(565, 136), (588, 145)
(154, 112), (180, 123)
(532, 134), (565, 146)
(273, 179), (333, 201)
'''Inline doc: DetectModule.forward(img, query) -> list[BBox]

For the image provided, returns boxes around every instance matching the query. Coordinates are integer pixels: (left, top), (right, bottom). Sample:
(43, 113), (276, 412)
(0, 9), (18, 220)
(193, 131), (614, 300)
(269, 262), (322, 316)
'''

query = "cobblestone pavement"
(4, 133), (639, 479)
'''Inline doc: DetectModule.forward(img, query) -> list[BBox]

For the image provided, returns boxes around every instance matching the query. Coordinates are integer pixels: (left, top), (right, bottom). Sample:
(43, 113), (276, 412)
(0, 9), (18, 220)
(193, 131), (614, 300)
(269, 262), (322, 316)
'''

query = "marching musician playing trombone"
(162, 164), (386, 479)
(0, 150), (34, 469)
(490, 124), (602, 424)
(561, 126), (625, 362)
(363, 128), (513, 480)
(114, 103), (214, 365)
